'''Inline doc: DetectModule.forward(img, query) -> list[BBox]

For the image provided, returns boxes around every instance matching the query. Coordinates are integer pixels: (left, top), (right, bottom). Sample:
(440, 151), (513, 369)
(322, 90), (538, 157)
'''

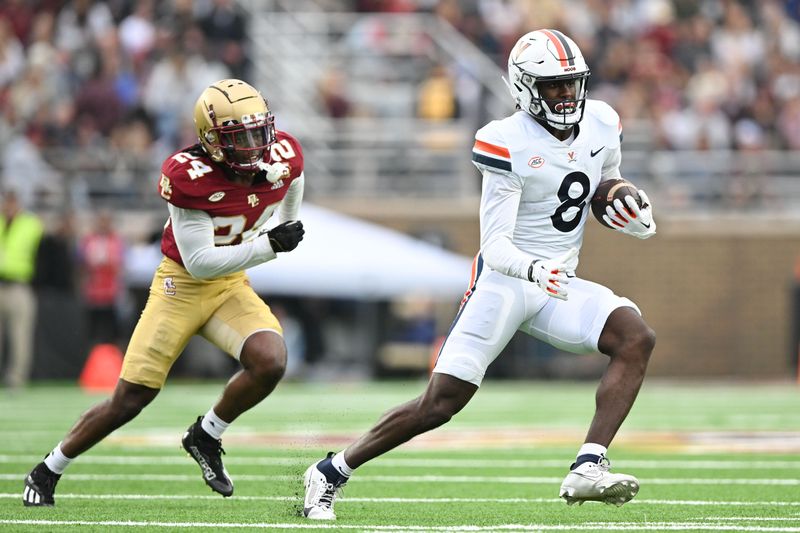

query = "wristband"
(527, 260), (539, 282)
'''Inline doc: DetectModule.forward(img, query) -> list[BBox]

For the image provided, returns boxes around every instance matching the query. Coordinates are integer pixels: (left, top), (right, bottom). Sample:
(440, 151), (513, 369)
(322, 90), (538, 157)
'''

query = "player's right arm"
(159, 150), (303, 280)
(472, 125), (573, 299)
(478, 168), (532, 279)
(478, 168), (574, 300)
(168, 204), (280, 280)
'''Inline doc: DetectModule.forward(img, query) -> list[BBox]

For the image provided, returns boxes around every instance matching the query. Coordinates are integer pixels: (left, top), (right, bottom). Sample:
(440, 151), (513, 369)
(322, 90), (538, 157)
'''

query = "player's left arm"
(270, 132), (305, 224)
(279, 172), (304, 223)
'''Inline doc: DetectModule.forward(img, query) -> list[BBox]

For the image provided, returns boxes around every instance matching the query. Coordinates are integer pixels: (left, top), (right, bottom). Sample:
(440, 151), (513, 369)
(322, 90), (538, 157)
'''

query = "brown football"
(591, 178), (644, 228)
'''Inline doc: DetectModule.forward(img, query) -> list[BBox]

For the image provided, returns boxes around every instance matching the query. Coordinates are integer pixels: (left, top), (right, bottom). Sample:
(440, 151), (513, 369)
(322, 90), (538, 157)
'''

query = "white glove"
(602, 190), (657, 239)
(258, 161), (290, 183)
(527, 247), (578, 301)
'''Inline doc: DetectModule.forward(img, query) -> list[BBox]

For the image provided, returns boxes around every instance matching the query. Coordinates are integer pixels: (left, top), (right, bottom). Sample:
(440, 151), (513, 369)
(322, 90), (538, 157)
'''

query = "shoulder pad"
(158, 148), (220, 208)
(584, 99), (623, 144)
(272, 131), (305, 179)
(472, 119), (515, 174)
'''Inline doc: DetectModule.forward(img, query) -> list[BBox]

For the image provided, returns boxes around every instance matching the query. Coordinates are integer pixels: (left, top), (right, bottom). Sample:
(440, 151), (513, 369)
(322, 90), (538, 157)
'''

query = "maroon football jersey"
(158, 130), (304, 267)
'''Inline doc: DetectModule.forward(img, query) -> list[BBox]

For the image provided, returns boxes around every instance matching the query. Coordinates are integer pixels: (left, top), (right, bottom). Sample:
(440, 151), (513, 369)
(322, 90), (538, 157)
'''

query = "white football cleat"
(303, 455), (346, 520)
(559, 458), (639, 507)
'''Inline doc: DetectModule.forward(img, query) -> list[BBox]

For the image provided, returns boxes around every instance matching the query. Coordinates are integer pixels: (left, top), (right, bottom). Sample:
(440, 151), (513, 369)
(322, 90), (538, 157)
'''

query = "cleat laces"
(196, 438), (226, 479)
(37, 472), (59, 495)
(23, 463), (61, 506)
(318, 480), (345, 511)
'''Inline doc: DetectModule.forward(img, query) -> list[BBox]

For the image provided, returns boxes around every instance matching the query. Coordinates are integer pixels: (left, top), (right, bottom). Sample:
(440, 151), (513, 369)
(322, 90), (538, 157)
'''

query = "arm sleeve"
(168, 203), (277, 280)
(279, 172), (304, 223)
(479, 169), (535, 280)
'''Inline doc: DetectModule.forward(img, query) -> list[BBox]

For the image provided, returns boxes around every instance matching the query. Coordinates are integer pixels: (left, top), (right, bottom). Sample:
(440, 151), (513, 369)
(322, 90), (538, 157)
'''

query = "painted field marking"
(2, 473), (797, 485)
(1, 519), (800, 531)
(2, 454), (800, 470)
(1, 493), (800, 507)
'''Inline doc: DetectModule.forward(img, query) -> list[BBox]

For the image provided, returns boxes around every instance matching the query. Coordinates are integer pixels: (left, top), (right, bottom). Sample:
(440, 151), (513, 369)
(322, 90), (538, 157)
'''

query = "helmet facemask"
(517, 71), (589, 130)
(205, 110), (276, 172)
(194, 79), (278, 174)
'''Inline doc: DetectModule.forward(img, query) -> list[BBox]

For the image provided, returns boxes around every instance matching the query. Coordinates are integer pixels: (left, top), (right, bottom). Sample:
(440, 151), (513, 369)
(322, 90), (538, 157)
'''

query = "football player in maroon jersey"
(23, 79), (306, 506)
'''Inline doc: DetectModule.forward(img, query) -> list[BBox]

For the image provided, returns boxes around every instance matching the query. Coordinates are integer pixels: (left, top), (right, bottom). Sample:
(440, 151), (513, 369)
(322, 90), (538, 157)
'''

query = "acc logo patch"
(528, 156), (545, 168)
(208, 191), (225, 202)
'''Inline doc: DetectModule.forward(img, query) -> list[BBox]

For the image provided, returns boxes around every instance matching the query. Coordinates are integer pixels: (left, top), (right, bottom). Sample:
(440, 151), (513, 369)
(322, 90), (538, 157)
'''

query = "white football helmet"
(506, 29), (590, 130)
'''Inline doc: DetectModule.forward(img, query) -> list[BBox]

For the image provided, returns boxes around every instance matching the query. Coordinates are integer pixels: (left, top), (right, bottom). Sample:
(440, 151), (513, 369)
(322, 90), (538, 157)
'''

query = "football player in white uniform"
(302, 29), (657, 519)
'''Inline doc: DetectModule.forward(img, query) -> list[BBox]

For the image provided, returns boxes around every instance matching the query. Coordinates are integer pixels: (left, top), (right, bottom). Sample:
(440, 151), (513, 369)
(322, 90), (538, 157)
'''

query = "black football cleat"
(23, 462), (61, 507)
(182, 416), (234, 497)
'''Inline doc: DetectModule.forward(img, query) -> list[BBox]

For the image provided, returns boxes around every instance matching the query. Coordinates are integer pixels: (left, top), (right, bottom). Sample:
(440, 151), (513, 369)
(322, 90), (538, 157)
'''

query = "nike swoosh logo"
(590, 147), (605, 157)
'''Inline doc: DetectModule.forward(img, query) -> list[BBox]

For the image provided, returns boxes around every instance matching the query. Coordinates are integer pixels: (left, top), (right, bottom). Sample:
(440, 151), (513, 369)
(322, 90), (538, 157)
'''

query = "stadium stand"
(1, 0), (800, 213)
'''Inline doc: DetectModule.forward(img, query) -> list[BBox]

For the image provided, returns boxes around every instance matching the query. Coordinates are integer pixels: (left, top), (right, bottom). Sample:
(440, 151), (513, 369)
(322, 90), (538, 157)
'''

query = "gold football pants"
(121, 257), (282, 389)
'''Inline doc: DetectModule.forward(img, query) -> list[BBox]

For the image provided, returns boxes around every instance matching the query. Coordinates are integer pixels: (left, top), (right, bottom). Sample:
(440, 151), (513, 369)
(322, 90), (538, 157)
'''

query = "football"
(591, 178), (645, 228)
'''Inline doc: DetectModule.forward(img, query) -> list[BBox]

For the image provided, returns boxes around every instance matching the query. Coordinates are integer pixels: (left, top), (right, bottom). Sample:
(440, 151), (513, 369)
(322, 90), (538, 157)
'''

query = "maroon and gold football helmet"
(194, 79), (276, 172)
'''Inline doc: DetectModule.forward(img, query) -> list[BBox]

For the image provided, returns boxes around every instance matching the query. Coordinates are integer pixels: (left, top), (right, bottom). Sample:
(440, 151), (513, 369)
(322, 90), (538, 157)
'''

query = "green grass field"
(1, 379), (798, 532)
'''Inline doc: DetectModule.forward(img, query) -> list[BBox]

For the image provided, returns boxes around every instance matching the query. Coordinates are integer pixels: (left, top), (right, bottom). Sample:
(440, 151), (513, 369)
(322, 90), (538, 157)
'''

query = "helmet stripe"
(540, 29), (574, 66)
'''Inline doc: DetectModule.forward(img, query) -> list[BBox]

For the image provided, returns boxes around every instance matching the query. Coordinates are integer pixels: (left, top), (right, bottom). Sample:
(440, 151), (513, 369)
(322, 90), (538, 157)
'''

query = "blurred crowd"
(343, 0), (800, 153)
(0, 0), (247, 208)
(1, 0), (799, 209)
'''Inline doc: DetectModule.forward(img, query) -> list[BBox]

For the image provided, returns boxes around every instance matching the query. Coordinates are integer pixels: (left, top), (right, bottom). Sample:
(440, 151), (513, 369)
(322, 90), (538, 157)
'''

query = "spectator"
(78, 208), (126, 347)
(7, 50), (60, 125)
(0, 18), (25, 88)
(141, 38), (229, 143)
(416, 63), (459, 120)
(1, 124), (63, 209)
(118, 0), (157, 63)
(200, 0), (249, 79)
(0, 0), (36, 44)
(0, 189), (44, 389)
(54, 0), (114, 57)
(74, 52), (126, 136)
(33, 210), (87, 381)
(35, 210), (78, 295)
(317, 68), (353, 119)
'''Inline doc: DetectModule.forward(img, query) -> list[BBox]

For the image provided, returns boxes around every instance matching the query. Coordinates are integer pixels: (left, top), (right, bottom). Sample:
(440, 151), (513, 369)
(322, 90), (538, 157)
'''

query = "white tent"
(126, 203), (474, 300)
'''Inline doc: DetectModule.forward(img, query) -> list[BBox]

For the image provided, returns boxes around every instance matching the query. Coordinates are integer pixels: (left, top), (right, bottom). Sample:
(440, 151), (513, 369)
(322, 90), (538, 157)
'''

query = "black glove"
(265, 220), (304, 252)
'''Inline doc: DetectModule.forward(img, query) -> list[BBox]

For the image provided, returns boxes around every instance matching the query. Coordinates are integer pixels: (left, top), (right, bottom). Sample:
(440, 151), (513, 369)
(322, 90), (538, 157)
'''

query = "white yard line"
(4, 428), (800, 453)
(2, 473), (797, 485)
(1, 519), (799, 531)
(1, 493), (799, 507)
(2, 454), (800, 469)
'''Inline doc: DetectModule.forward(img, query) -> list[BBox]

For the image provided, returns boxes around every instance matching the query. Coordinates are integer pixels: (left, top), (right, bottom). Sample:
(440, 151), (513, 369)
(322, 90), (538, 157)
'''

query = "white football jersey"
(471, 99), (623, 279)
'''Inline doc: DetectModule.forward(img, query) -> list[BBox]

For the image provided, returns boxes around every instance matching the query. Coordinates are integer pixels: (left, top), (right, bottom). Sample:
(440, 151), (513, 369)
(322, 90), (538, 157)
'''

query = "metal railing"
(12, 145), (800, 214)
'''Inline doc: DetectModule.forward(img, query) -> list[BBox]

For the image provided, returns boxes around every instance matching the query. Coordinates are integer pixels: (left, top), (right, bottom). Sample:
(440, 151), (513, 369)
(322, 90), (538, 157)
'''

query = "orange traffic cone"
(79, 343), (123, 392)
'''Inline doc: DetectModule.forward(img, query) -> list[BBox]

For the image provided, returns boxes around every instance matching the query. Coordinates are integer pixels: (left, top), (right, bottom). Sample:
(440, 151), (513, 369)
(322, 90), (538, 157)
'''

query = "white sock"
(200, 408), (230, 440)
(331, 451), (354, 478)
(43, 443), (73, 474)
(576, 442), (607, 460)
